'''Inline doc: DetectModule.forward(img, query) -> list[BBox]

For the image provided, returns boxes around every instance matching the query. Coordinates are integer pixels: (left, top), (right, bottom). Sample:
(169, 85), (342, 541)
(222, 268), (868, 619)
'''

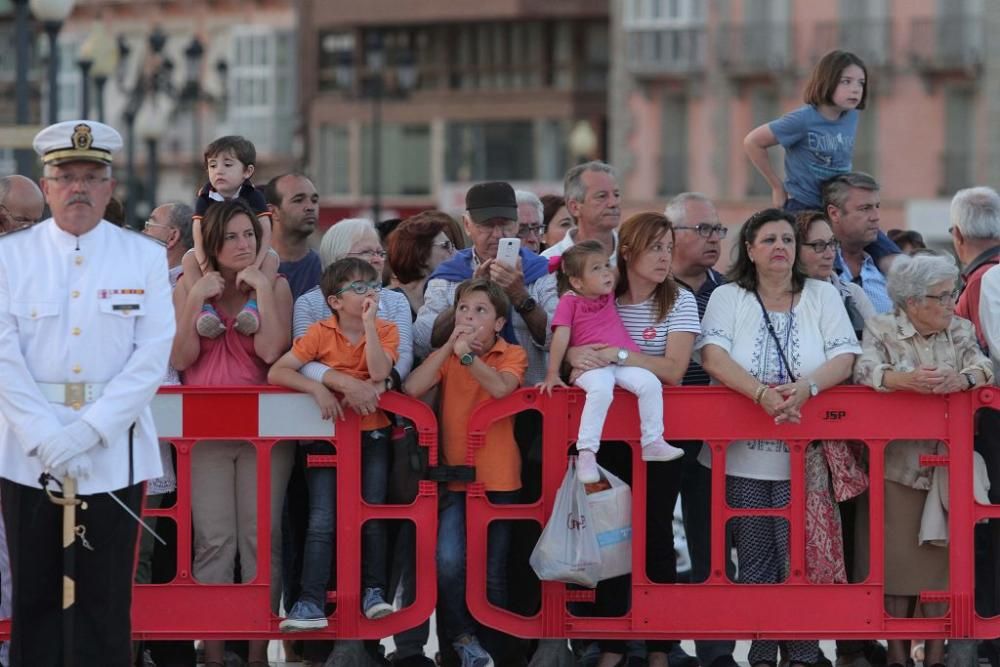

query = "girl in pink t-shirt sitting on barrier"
(538, 240), (683, 483)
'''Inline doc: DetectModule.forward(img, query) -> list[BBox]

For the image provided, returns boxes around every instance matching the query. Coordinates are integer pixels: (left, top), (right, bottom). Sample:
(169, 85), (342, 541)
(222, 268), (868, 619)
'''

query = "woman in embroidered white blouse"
(696, 208), (860, 667)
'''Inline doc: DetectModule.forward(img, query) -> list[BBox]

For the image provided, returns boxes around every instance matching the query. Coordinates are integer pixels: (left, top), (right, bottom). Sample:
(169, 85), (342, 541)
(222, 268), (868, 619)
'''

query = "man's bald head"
(0, 175), (45, 232)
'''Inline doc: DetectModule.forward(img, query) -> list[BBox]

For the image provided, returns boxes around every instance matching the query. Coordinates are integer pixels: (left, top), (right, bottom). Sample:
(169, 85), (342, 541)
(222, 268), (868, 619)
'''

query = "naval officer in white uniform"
(0, 120), (175, 666)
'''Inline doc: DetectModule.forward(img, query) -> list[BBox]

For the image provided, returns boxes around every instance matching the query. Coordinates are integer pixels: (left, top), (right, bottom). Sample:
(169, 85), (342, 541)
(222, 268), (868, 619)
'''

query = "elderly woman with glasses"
(696, 208), (861, 667)
(387, 210), (464, 319)
(854, 253), (992, 667)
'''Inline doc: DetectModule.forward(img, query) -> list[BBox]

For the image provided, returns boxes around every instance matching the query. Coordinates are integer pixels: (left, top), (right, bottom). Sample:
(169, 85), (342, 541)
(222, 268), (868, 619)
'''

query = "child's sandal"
(196, 305), (225, 338)
(234, 299), (260, 336)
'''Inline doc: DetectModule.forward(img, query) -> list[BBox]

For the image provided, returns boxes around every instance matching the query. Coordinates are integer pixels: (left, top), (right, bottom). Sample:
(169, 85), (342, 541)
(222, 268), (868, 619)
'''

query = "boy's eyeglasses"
(924, 288), (960, 306)
(334, 280), (383, 296)
(801, 239), (841, 253)
(674, 223), (728, 239)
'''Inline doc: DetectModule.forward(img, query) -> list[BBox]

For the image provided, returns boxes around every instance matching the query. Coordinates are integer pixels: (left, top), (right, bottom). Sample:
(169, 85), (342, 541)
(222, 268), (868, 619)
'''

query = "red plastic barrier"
(0, 387), (438, 642)
(464, 385), (1000, 641)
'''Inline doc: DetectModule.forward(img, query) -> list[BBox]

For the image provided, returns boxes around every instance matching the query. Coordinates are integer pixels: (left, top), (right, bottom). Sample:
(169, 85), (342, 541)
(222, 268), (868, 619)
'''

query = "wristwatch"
(964, 371), (977, 390)
(616, 348), (629, 365)
(460, 352), (475, 366)
(515, 297), (536, 314)
(807, 379), (820, 397)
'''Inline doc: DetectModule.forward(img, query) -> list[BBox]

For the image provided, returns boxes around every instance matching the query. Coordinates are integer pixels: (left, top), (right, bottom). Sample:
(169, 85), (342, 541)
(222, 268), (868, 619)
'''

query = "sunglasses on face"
(334, 280), (383, 296)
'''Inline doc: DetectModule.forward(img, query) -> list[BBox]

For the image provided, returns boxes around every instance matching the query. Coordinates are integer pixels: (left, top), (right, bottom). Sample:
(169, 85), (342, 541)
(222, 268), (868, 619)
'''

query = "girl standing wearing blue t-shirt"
(744, 50), (899, 265)
(744, 50), (868, 212)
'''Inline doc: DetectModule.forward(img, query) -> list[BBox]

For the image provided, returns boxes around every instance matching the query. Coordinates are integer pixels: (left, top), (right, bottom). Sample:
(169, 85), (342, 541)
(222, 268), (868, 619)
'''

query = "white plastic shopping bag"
(529, 458), (602, 588)
(588, 465), (632, 581)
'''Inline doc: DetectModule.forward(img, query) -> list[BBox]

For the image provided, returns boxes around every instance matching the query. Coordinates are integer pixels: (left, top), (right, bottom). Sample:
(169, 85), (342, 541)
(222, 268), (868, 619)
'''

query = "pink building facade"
(609, 0), (993, 253)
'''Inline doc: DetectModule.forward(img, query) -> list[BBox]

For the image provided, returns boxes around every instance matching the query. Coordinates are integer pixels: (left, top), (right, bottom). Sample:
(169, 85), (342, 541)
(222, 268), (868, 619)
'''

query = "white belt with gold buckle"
(37, 382), (106, 408)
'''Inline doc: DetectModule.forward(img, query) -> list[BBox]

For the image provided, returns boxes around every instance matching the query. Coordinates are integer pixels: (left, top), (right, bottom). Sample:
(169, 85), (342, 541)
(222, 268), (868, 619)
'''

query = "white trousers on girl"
(574, 365), (665, 452)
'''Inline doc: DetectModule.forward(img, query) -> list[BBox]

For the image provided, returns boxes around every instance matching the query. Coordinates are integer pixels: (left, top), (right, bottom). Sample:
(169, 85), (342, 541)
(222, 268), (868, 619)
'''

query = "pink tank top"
(180, 307), (268, 386)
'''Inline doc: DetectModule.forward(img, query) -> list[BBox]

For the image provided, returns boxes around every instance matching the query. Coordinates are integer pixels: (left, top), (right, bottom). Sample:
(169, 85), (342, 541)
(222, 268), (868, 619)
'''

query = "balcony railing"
(716, 22), (793, 76)
(910, 16), (984, 73)
(625, 27), (706, 78)
(812, 19), (893, 68)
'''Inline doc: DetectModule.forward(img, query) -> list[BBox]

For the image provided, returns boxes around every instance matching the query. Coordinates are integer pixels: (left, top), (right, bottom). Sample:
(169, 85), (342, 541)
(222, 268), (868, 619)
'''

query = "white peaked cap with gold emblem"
(32, 120), (124, 166)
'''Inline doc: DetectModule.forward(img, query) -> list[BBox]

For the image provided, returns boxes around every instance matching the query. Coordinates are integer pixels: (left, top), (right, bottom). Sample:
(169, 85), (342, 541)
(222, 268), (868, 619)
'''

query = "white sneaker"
(642, 441), (684, 462)
(576, 450), (600, 483)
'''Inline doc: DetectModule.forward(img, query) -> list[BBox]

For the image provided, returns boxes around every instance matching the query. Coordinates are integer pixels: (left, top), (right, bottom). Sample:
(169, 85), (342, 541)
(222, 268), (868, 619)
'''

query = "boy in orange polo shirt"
(403, 278), (527, 667)
(268, 257), (399, 630)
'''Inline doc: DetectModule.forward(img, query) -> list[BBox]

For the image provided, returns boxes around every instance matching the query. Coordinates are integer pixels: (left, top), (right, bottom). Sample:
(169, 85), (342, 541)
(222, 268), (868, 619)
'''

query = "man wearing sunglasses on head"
(0, 175), (44, 234)
(142, 202), (195, 287)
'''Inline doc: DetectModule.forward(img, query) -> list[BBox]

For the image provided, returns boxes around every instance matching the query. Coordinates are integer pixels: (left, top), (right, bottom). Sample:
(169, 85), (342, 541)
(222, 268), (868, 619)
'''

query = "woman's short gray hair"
(886, 253), (959, 309)
(319, 217), (378, 268)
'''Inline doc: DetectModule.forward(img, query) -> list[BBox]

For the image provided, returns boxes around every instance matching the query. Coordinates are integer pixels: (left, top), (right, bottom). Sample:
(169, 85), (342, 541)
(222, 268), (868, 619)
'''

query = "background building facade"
(300, 0), (609, 225)
(610, 0), (994, 251)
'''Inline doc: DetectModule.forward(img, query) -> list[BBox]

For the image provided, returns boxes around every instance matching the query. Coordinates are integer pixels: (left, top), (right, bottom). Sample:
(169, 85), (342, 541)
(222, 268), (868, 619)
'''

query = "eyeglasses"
(334, 280), (383, 296)
(802, 239), (841, 253)
(674, 223), (727, 239)
(44, 174), (111, 188)
(347, 249), (387, 259)
(518, 224), (542, 237)
(0, 205), (39, 228)
(432, 240), (455, 252)
(924, 288), (960, 306)
(143, 219), (172, 233)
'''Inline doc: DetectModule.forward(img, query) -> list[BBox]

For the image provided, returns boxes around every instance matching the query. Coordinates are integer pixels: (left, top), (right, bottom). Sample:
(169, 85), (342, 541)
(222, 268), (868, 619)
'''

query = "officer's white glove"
(37, 421), (101, 472)
(52, 452), (93, 481)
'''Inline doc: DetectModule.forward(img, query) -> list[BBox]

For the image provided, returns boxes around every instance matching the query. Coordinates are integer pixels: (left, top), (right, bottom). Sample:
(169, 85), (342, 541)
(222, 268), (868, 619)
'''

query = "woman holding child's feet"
(171, 199), (294, 667)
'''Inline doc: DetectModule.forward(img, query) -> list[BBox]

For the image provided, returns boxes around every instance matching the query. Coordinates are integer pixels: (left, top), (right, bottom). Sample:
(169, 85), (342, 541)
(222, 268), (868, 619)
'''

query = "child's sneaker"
(196, 304), (225, 338)
(642, 440), (685, 462)
(453, 635), (494, 667)
(362, 587), (394, 619)
(576, 449), (600, 484)
(234, 299), (260, 336)
(279, 599), (328, 632)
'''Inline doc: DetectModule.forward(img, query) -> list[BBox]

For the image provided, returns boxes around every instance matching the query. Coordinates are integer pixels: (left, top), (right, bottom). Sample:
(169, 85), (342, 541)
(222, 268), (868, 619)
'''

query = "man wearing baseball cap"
(413, 181), (557, 385)
(0, 120), (175, 665)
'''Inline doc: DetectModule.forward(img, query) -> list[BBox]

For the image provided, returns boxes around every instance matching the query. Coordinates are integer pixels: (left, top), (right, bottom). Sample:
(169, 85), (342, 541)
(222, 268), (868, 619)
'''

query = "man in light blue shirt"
(823, 172), (895, 313)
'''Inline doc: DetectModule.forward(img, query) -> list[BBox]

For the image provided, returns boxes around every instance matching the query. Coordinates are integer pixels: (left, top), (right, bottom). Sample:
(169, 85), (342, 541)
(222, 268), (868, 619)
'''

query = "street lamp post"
(76, 57), (91, 118)
(176, 36), (228, 188)
(30, 0), (77, 125)
(336, 32), (416, 225)
(89, 28), (117, 124)
(12, 0), (33, 175)
(118, 26), (171, 227)
(365, 32), (384, 225)
(136, 95), (169, 212)
(78, 23), (116, 121)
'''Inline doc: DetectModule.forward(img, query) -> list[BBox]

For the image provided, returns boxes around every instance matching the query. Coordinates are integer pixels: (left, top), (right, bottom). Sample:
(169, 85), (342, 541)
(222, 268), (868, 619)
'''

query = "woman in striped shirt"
(565, 212), (701, 667)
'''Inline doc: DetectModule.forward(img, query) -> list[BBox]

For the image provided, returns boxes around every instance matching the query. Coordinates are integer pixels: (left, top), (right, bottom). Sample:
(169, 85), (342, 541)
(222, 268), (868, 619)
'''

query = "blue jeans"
(298, 429), (390, 607)
(436, 489), (519, 645)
